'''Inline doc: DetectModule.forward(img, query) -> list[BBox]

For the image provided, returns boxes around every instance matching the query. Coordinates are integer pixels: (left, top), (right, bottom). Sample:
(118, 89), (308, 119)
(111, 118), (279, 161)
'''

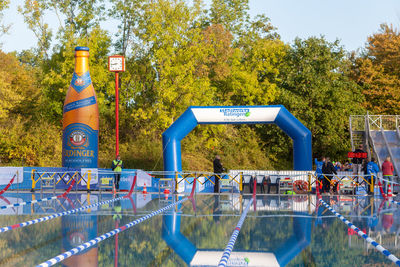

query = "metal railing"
(350, 115), (400, 131)
(155, 171), (243, 194)
(30, 169), (93, 193)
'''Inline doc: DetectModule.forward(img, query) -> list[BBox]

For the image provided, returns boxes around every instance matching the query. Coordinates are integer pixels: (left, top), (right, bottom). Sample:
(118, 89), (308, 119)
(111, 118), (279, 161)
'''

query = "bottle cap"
(75, 46), (90, 51)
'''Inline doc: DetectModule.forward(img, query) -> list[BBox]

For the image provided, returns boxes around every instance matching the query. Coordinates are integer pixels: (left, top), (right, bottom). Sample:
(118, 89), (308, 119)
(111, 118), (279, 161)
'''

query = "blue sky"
(1, 0), (400, 53)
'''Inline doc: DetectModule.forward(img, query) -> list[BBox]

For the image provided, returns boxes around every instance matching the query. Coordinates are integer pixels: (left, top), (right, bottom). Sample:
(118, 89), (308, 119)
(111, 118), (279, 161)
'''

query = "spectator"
(315, 157), (325, 190)
(213, 155), (225, 193)
(382, 156), (394, 192)
(352, 145), (365, 177)
(343, 162), (352, 171)
(366, 158), (380, 194)
(334, 161), (342, 172)
(322, 157), (337, 193)
(111, 155), (123, 191)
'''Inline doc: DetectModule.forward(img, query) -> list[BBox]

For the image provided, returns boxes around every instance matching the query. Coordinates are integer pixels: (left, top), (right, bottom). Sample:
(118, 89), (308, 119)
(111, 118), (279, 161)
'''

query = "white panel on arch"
(191, 107), (281, 123)
(190, 250), (279, 267)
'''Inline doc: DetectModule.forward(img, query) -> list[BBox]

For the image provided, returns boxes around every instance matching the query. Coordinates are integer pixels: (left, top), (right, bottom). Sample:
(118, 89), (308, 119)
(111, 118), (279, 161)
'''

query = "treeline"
(0, 0), (399, 171)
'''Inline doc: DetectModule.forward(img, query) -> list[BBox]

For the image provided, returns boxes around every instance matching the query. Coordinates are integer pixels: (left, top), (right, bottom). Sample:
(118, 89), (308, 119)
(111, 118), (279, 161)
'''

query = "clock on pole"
(108, 55), (125, 156)
(108, 55), (125, 72)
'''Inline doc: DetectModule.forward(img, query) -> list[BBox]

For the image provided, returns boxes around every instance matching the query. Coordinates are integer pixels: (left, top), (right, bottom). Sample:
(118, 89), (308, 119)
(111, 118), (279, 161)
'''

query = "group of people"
(351, 145), (394, 194)
(315, 157), (338, 193)
(315, 144), (395, 194)
(111, 145), (394, 196)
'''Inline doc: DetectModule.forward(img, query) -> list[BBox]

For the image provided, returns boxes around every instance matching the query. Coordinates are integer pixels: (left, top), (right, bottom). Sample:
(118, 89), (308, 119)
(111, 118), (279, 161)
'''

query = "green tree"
(109, 0), (144, 55)
(106, 0), (285, 170)
(209, 0), (249, 35)
(15, 0), (113, 166)
(265, 37), (365, 166)
(18, 0), (53, 61)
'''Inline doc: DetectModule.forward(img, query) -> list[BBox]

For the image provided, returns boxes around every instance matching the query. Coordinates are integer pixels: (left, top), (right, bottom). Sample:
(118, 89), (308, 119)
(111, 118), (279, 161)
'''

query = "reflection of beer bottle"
(62, 47), (99, 168)
(62, 214), (98, 266)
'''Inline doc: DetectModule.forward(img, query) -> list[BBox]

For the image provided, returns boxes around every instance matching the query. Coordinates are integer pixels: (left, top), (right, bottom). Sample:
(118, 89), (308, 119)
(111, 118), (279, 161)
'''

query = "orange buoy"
(293, 180), (309, 194)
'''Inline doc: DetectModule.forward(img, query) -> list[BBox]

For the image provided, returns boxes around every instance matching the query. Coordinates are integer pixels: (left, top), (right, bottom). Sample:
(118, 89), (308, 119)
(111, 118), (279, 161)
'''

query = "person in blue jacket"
(366, 158), (380, 194)
(315, 157), (325, 191)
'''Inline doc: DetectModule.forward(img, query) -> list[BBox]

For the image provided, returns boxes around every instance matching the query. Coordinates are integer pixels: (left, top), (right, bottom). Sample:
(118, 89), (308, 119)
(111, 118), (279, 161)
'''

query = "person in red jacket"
(382, 156), (394, 193)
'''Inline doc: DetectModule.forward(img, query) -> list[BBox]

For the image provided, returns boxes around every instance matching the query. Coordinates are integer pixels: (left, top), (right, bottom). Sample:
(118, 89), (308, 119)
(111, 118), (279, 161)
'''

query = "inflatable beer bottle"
(62, 46), (99, 168)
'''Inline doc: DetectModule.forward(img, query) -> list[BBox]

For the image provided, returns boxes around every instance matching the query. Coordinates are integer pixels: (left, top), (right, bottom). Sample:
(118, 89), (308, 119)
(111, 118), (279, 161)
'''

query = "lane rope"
(391, 199), (400, 206)
(36, 197), (188, 267)
(0, 177), (136, 234)
(218, 197), (254, 267)
(318, 198), (400, 266)
(0, 180), (76, 210)
(0, 194), (127, 234)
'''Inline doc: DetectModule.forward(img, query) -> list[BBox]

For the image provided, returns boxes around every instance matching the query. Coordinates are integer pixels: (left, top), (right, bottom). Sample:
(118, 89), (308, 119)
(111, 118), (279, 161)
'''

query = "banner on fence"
(80, 168), (98, 186)
(0, 167), (23, 185)
(137, 170), (152, 187)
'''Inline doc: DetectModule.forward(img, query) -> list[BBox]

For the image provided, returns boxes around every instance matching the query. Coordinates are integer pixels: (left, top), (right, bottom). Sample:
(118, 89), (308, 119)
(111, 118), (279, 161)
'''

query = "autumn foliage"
(0, 0), (396, 170)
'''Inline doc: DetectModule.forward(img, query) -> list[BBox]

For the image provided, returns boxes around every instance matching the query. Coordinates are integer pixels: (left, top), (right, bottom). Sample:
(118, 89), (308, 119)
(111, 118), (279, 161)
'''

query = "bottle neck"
(74, 51), (90, 74)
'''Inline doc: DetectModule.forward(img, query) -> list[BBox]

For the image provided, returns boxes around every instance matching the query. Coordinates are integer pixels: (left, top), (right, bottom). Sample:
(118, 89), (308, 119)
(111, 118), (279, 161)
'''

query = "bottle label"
(70, 71), (92, 93)
(62, 123), (98, 168)
(63, 96), (97, 113)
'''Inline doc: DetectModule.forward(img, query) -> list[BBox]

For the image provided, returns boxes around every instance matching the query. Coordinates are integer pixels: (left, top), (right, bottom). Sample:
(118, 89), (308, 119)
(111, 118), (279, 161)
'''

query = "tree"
(104, 0), (287, 170)
(18, 0), (53, 61)
(351, 24), (400, 114)
(209, 0), (249, 36)
(0, 51), (62, 165)
(0, 0), (10, 47)
(109, 0), (144, 56)
(264, 37), (365, 166)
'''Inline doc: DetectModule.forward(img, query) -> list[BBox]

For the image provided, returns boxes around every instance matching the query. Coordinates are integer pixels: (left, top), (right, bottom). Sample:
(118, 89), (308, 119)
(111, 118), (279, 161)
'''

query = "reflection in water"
(0, 193), (398, 266)
(163, 195), (312, 266)
(61, 215), (98, 266)
(162, 196), (197, 264)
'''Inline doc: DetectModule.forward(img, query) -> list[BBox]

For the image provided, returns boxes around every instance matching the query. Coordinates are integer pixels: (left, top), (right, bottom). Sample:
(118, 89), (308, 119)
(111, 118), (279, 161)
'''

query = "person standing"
(112, 155), (123, 190)
(322, 157), (337, 193)
(382, 156), (394, 192)
(352, 144), (365, 181)
(366, 158), (380, 194)
(315, 157), (325, 191)
(213, 155), (225, 193)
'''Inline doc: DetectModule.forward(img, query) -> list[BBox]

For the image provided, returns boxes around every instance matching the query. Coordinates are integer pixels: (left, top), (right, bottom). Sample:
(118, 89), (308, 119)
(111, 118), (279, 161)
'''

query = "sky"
(1, 0), (400, 53)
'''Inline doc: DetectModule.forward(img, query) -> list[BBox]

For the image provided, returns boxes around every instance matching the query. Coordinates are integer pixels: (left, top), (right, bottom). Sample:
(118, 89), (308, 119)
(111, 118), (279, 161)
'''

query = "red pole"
(253, 177), (257, 211)
(115, 221), (119, 267)
(115, 72), (119, 157)
(252, 177), (257, 198)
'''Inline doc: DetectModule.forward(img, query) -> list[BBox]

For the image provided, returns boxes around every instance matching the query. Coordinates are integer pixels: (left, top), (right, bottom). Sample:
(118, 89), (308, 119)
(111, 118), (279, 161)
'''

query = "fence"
(30, 169), (94, 192)
(1, 166), (398, 195)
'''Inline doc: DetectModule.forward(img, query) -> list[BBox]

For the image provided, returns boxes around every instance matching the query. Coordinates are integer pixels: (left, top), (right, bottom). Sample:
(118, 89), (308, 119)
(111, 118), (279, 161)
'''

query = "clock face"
(108, 56), (125, 72)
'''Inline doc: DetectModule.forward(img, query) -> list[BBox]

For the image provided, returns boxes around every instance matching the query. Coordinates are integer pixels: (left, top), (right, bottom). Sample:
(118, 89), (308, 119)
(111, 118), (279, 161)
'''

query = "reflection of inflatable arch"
(162, 198), (311, 266)
(161, 106), (312, 265)
(162, 105), (312, 173)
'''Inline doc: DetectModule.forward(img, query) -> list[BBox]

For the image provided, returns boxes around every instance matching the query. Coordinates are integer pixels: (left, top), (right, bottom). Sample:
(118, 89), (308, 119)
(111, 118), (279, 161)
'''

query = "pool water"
(0, 192), (398, 266)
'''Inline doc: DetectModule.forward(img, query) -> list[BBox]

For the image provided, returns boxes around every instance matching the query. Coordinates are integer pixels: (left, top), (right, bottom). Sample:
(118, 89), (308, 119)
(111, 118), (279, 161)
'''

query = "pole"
(115, 72), (119, 157)
(115, 220), (119, 267)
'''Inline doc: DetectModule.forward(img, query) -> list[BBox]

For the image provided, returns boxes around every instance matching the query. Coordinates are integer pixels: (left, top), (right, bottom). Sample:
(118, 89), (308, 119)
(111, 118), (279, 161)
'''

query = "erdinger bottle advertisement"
(62, 46), (99, 168)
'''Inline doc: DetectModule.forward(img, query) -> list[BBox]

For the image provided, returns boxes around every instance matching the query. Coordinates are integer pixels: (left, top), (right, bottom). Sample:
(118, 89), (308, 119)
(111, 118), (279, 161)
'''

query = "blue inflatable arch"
(162, 105), (312, 172)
